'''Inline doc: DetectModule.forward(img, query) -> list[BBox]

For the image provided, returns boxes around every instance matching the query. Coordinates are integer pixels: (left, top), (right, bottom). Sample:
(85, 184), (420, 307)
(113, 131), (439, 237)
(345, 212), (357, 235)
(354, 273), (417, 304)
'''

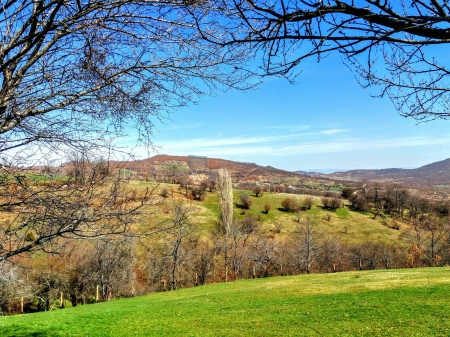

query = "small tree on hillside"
(253, 185), (263, 197)
(217, 169), (233, 236)
(263, 203), (271, 214)
(281, 197), (300, 212)
(293, 217), (320, 274)
(302, 197), (314, 210)
(239, 193), (252, 210)
(191, 186), (206, 201)
(341, 188), (355, 200)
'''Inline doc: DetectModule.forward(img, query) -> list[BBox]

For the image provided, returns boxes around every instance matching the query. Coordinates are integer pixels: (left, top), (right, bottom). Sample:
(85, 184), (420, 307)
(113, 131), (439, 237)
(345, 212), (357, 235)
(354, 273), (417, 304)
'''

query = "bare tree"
(293, 217), (320, 274)
(0, 158), (161, 262)
(0, 261), (32, 313)
(89, 237), (135, 301)
(217, 169), (233, 235)
(238, 192), (252, 210)
(0, 1), (253, 155)
(252, 185), (263, 197)
(229, 215), (259, 279)
(168, 199), (195, 290)
(191, 238), (215, 285)
(192, 1), (450, 120)
(421, 216), (449, 265)
(0, 1), (256, 262)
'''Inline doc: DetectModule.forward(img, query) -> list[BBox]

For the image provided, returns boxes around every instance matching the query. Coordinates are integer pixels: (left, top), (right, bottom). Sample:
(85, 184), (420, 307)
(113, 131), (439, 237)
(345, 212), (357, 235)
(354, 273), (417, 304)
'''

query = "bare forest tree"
(0, 1), (253, 152)
(217, 169), (233, 235)
(0, 158), (164, 262)
(89, 237), (135, 301)
(168, 199), (195, 290)
(0, 261), (32, 313)
(293, 217), (320, 274)
(229, 215), (259, 279)
(0, 1), (255, 262)
(191, 0), (450, 121)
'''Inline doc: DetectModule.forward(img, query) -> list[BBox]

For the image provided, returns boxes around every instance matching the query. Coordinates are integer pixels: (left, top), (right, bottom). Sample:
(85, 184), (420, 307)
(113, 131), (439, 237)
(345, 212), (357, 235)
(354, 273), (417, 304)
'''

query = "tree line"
(2, 173), (450, 315)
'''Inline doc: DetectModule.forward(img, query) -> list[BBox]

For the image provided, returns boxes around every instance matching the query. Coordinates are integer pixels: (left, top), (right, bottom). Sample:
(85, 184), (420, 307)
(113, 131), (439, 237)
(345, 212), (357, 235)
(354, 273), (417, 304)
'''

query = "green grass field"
(189, 189), (406, 245)
(126, 182), (408, 244)
(1, 268), (449, 336)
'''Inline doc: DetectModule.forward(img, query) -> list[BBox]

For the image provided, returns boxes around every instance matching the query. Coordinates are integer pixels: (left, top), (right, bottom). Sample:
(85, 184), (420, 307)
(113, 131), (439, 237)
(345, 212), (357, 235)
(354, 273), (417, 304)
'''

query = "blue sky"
(120, 53), (450, 172)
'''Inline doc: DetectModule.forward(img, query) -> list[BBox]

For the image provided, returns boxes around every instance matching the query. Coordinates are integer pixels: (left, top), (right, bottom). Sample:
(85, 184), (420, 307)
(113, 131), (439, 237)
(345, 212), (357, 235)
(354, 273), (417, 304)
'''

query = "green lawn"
(2, 268), (450, 336)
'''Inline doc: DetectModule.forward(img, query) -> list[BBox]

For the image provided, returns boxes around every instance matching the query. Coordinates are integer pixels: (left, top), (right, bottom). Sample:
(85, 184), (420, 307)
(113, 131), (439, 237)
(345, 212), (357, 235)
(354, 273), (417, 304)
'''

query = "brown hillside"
(330, 158), (450, 188)
(129, 155), (305, 182)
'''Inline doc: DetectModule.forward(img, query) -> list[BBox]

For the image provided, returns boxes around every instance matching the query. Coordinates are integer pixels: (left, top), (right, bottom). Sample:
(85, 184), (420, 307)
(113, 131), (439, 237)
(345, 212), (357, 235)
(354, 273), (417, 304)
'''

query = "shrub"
(341, 187), (355, 199)
(160, 187), (170, 198)
(281, 197), (300, 212)
(263, 202), (271, 214)
(321, 197), (342, 211)
(349, 194), (370, 212)
(191, 186), (206, 201)
(302, 196), (314, 210)
(239, 193), (252, 209)
(253, 185), (263, 197)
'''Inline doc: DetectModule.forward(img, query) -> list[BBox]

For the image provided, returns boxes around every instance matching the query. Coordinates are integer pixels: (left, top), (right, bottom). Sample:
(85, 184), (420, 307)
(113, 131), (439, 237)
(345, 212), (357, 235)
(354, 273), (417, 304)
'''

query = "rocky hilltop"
(123, 154), (306, 183)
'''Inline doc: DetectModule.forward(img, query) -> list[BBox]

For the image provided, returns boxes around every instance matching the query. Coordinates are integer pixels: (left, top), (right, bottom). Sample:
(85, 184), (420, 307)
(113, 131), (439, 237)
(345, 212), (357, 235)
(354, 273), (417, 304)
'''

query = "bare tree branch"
(191, 0), (450, 120)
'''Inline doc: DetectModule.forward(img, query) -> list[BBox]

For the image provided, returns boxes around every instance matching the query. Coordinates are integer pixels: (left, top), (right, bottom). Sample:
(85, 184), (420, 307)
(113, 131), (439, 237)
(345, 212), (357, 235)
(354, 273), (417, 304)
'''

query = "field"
(1, 267), (449, 336)
(131, 181), (408, 245)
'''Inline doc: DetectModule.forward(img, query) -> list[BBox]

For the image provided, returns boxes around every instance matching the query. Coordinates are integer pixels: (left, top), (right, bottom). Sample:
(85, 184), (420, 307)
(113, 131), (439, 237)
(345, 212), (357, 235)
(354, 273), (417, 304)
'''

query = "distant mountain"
(296, 169), (351, 174)
(125, 154), (308, 182)
(329, 158), (450, 187)
(34, 154), (450, 190)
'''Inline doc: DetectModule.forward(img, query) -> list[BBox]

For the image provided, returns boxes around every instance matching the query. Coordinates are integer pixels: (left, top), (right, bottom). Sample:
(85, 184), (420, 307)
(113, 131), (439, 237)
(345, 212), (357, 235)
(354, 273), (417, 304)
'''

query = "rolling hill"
(328, 158), (450, 187)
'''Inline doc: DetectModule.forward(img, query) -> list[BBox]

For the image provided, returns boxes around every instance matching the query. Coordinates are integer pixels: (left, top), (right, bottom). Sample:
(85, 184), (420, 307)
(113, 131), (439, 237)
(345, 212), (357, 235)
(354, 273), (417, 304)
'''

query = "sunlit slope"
(1, 268), (449, 337)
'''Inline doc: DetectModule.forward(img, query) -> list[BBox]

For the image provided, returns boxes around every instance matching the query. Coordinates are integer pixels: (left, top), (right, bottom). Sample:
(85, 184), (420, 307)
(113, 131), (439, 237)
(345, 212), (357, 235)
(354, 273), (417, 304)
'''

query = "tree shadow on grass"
(0, 327), (54, 337)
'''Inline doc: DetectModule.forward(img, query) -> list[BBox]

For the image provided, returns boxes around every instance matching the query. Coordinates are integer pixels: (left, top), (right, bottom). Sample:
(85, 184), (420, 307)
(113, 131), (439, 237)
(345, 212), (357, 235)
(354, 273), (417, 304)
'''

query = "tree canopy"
(0, 0), (253, 157)
(191, 0), (450, 121)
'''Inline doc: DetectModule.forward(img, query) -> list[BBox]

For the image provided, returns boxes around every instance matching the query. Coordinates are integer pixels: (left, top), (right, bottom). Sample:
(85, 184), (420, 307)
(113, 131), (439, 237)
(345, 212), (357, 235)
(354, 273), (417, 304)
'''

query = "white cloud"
(149, 133), (450, 158)
(320, 128), (347, 135)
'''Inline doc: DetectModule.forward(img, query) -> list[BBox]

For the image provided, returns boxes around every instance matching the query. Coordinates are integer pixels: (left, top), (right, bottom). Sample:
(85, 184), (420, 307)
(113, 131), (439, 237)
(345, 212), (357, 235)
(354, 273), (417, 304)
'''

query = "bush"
(191, 186), (206, 201)
(321, 197), (342, 211)
(263, 202), (271, 214)
(341, 187), (355, 199)
(160, 187), (170, 198)
(253, 185), (264, 197)
(349, 194), (370, 212)
(281, 197), (300, 212)
(302, 196), (314, 210)
(239, 193), (252, 209)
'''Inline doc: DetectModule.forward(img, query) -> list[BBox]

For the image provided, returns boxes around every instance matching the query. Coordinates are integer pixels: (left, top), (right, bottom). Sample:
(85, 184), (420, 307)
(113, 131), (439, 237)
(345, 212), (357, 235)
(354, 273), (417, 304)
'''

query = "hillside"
(327, 158), (450, 188)
(128, 154), (305, 182)
(129, 155), (450, 191)
(32, 155), (450, 191)
(1, 268), (449, 336)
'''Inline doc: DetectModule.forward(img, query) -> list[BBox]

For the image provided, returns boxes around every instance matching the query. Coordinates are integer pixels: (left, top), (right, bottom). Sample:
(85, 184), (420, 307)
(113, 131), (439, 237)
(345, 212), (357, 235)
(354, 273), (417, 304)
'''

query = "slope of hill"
(1, 268), (448, 336)
(126, 154), (308, 182)
(329, 158), (450, 187)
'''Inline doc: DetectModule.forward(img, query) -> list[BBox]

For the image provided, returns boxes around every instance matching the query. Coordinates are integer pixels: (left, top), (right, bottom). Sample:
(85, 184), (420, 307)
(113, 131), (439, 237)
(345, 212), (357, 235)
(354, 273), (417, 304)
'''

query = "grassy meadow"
(1, 267), (449, 336)
(131, 181), (408, 246)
